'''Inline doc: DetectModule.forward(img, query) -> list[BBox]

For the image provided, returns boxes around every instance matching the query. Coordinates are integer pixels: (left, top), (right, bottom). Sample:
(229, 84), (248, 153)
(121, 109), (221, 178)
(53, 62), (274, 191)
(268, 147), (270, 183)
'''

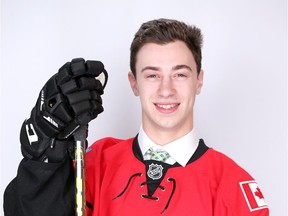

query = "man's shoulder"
(205, 147), (243, 166)
(204, 148), (269, 214)
(198, 146), (254, 181)
(85, 136), (135, 158)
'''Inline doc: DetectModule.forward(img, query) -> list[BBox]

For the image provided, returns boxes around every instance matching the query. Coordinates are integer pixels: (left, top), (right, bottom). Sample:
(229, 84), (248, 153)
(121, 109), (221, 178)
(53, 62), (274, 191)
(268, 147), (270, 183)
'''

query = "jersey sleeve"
(213, 156), (269, 216)
(3, 157), (75, 216)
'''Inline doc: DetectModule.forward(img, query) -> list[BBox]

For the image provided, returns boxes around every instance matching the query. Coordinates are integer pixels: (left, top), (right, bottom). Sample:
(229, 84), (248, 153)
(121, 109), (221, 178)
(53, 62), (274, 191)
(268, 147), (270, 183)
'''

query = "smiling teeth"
(157, 104), (177, 109)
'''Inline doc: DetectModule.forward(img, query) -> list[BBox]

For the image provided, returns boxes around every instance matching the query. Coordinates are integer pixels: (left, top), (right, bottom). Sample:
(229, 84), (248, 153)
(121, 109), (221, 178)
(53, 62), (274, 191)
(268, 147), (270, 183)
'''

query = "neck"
(142, 123), (193, 146)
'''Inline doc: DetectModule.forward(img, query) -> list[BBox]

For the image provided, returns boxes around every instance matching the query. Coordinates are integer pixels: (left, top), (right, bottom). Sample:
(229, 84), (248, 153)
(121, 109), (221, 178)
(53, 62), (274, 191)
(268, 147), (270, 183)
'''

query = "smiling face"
(128, 41), (203, 145)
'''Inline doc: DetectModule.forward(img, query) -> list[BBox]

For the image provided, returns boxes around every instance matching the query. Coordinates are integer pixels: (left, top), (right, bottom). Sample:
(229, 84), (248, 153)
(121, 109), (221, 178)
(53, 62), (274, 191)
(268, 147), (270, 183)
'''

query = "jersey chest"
(91, 158), (217, 215)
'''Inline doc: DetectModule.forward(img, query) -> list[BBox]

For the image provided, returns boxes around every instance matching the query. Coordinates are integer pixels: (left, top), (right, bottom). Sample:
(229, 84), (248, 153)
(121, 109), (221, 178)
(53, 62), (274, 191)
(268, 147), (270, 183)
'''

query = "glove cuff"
(20, 108), (73, 163)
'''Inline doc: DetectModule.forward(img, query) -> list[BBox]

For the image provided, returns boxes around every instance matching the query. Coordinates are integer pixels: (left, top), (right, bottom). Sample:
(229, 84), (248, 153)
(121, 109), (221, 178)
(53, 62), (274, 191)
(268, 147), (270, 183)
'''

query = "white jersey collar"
(138, 126), (199, 167)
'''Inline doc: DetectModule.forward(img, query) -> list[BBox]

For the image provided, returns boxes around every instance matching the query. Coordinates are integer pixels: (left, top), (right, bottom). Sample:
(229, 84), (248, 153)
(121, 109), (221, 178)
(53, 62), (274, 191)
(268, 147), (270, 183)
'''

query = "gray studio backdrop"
(1, 0), (287, 215)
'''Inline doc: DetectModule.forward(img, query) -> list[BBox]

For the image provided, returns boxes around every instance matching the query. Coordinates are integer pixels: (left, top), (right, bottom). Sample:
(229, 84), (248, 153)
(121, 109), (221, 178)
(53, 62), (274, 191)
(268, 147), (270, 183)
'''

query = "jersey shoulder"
(204, 148), (269, 214)
(205, 148), (253, 178)
(85, 137), (134, 162)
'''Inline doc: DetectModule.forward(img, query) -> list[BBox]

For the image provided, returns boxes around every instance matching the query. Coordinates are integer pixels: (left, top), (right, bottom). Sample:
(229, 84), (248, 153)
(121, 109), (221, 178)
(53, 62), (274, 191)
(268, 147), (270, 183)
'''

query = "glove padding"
(20, 58), (107, 161)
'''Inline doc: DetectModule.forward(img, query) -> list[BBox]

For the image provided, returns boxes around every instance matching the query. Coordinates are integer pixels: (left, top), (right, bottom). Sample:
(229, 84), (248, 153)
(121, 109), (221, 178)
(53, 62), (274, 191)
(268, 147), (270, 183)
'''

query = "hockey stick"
(74, 68), (108, 216)
(74, 125), (87, 216)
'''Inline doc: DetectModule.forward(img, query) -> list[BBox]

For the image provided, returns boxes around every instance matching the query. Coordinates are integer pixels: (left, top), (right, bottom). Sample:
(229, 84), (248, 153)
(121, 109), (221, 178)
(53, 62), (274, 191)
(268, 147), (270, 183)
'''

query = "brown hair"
(130, 18), (203, 77)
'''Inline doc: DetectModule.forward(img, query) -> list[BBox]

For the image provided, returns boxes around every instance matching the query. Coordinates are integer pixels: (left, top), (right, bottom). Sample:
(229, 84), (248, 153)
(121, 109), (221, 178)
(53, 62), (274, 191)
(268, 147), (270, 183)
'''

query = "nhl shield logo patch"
(239, 180), (268, 211)
(147, 163), (163, 180)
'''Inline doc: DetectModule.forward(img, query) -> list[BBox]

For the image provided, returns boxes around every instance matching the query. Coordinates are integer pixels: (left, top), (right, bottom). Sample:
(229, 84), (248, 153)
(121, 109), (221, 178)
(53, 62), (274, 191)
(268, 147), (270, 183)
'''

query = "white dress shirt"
(138, 126), (199, 167)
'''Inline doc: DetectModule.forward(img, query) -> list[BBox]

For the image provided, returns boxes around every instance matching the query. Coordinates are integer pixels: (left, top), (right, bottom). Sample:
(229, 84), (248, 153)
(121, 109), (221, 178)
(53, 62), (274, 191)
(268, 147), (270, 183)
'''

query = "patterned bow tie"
(145, 148), (171, 162)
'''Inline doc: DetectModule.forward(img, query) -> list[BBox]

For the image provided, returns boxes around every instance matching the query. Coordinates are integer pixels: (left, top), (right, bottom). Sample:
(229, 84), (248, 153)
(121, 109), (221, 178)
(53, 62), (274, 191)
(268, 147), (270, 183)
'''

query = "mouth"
(154, 103), (180, 113)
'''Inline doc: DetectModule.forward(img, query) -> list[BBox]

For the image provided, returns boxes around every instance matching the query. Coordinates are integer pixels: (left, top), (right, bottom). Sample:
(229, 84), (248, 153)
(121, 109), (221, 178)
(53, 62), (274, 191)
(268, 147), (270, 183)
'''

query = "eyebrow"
(141, 66), (160, 73)
(141, 65), (193, 73)
(172, 64), (193, 72)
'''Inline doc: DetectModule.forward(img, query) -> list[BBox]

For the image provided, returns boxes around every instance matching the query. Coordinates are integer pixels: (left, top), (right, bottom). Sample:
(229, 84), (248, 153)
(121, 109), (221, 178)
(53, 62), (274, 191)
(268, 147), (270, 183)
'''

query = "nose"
(158, 77), (175, 98)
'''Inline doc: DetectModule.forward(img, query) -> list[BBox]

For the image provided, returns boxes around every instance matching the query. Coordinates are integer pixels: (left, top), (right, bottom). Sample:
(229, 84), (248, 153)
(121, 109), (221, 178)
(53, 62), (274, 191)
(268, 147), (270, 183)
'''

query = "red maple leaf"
(254, 187), (264, 199)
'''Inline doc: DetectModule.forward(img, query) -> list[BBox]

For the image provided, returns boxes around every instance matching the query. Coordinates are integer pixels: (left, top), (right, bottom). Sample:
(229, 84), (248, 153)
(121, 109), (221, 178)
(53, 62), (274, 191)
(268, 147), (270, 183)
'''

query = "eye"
(145, 73), (161, 80)
(147, 74), (157, 78)
(173, 72), (188, 79)
(176, 73), (187, 77)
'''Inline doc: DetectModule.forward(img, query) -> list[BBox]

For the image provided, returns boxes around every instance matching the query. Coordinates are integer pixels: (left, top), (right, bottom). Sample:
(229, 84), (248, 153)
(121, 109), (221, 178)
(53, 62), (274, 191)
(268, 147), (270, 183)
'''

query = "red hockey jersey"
(85, 137), (269, 216)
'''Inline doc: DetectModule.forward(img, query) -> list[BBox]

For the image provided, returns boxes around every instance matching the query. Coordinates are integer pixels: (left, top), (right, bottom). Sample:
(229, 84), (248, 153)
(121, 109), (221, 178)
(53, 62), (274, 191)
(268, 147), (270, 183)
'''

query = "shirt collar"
(138, 126), (199, 167)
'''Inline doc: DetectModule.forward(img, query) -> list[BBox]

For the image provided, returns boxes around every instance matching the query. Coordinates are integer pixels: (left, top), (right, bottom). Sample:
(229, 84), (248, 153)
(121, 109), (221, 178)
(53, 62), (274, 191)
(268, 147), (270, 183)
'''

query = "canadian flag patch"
(239, 180), (268, 211)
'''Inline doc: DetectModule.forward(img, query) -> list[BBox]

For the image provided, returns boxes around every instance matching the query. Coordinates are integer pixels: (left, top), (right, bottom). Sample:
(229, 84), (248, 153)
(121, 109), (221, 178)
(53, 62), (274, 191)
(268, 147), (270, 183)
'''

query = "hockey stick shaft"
(73, 66), (108, 215)
(74, 125), (87, 216)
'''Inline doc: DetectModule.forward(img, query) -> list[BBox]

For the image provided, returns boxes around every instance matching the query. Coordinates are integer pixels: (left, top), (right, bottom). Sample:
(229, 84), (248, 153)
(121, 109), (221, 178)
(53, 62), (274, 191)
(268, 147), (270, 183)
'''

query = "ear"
(196, 69), (204, 95)
(128, 72), (139, 96)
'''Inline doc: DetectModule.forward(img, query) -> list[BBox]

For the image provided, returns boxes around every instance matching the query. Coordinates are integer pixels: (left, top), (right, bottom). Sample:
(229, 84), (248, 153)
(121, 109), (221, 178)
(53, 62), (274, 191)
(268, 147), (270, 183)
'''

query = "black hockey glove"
(20, 58), (108, 162)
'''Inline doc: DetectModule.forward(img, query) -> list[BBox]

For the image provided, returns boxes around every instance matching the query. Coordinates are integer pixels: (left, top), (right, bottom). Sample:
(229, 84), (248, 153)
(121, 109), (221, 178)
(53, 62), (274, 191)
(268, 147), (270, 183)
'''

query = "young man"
(4, 19), (269, 215)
